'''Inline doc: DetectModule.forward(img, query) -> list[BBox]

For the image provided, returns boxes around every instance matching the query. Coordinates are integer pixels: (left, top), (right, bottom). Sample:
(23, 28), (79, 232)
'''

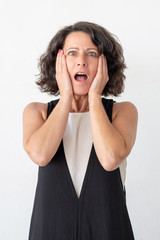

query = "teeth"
(77, 72), (86, 75)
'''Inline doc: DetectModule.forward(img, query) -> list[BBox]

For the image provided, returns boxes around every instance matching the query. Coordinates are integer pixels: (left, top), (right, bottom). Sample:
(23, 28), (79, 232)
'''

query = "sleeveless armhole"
(101, 97), (116, 123)
(47, 99), (59, 118)
(102, 98), (126, 198)
(28, 97), (134, 240)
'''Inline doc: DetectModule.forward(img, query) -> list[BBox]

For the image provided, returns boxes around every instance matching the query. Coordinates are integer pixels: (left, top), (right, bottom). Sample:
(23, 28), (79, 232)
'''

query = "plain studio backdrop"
(0, 0), (160, 239)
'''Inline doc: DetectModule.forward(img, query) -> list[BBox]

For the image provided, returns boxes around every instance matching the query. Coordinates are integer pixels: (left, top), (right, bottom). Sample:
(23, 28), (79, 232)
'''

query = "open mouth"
(74, 72), (88, 82)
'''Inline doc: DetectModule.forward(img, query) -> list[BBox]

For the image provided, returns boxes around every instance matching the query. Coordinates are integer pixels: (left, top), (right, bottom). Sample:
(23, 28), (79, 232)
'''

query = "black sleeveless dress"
(28, 98), (135, 240)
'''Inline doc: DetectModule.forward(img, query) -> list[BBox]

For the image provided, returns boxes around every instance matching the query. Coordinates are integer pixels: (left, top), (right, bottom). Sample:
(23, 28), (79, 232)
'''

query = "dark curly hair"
(36, 21), (126, 96)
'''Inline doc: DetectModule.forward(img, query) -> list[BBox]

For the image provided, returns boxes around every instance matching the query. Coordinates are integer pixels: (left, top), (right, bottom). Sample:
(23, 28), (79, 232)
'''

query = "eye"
(88, 52), (97, 56)
(68, 51), (76, 56)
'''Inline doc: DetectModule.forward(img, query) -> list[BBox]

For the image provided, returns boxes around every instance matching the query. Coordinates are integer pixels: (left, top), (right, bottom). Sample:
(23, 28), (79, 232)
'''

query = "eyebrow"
(65, 47), (98, 52)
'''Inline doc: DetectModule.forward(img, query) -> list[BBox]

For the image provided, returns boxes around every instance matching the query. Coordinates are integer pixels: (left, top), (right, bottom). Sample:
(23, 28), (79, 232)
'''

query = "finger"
(59, 49), (63, 73)
(97, 54), (103, 76)
(58, 49), (64, 73)
(55, 51), (59, 73)
(56, 49), (61, 74)
(62, 51), (69, 75)
(102, 54), (106, 74)
(103, 55), (109, 82)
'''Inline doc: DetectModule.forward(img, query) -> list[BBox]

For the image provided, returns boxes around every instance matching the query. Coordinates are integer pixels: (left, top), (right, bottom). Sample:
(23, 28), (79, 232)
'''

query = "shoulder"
(23, 102), (48, 121)
(112, 101), (138, 121)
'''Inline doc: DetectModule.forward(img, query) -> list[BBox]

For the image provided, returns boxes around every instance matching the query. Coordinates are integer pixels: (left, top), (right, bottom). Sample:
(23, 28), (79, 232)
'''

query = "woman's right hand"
(56, 49), (73, 98)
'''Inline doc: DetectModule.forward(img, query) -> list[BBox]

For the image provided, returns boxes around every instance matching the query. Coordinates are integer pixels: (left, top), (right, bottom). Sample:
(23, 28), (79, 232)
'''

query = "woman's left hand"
(89, 54), (109, 96)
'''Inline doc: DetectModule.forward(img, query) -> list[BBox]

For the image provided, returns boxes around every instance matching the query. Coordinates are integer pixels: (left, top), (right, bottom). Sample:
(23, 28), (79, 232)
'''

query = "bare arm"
(23, 96), (72, 166)
(88, 54), (138, 171)
(89, 95), (138, 171)
(23, 49), (73, 166)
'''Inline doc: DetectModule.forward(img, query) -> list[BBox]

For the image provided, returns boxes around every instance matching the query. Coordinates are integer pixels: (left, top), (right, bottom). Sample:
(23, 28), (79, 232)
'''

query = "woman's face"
(63, 31), (99, 96)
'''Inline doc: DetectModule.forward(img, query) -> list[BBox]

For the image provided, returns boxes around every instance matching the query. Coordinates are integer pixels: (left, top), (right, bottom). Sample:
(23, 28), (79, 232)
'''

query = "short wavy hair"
(36, 21), (126, 96)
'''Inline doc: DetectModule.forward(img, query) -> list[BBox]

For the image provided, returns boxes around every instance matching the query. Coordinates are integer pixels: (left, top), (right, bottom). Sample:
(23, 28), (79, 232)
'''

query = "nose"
(76, 55), (87, 67)
(77, 62), (87, 67)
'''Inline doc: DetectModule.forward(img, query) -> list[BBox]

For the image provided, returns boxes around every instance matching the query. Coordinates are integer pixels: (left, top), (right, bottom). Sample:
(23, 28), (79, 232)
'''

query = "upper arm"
(23, 102), (47, 150)
(112, 101), (138, 156)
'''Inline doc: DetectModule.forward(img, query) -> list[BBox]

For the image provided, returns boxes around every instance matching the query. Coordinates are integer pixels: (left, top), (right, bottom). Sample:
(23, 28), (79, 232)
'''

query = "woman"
(23, 21), (138, 240)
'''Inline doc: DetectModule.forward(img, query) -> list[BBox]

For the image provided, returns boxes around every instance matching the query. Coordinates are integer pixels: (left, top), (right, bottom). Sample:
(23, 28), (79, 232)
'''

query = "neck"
(70, 94), (89, 112)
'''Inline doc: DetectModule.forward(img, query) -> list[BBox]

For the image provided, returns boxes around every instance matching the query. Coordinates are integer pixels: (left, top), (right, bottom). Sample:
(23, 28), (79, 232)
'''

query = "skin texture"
(23, 31), (138, 170)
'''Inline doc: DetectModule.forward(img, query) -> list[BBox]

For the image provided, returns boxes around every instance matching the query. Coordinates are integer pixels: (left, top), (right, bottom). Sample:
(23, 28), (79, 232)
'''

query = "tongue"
(76, 75), (87, 82)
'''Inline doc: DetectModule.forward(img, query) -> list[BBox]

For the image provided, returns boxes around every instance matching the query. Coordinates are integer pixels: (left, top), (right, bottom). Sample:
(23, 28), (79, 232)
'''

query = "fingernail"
(100, 54), (103, 58)
(58, 49), (61, 53)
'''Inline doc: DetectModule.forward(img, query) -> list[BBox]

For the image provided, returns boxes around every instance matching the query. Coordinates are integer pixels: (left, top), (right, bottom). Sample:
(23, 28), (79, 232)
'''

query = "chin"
(73, 89), (89, 96)
(72, 84), (91, 96)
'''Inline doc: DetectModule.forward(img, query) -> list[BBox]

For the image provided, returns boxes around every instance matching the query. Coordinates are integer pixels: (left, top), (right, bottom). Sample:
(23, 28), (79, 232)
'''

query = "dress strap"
(47, 98), (115, 122)
(47, 99), (59, 118)
(101, 97), (115, 123)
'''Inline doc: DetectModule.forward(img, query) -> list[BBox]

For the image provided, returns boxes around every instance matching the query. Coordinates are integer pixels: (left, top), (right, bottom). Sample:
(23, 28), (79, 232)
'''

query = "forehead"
(63, 31), (98, 50)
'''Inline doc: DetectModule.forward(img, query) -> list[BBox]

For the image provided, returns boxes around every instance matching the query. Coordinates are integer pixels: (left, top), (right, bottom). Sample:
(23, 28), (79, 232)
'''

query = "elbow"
(35, 156), (49, 167)
(97, 144), (131, 172)
(101, 153), (124, 172)
(23, 144), (50, 167)
(102, 149), (130, 172)
(102, 160), (117, 172)
(29, 151), (50, 167)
